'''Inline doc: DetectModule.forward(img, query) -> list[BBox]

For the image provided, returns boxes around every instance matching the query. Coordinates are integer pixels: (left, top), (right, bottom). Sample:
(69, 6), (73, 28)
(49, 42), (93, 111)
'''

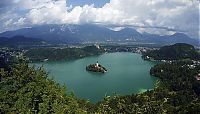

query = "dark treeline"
(143, 43), (200, 60)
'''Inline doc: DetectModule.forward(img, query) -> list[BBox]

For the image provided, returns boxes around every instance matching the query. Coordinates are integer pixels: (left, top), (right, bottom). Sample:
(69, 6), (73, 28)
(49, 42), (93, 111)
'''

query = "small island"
(86, 61), (108, 73)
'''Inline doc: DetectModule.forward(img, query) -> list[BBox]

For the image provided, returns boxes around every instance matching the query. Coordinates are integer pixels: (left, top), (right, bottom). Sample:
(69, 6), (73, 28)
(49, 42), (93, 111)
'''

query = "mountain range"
(0, 24), (199, 46)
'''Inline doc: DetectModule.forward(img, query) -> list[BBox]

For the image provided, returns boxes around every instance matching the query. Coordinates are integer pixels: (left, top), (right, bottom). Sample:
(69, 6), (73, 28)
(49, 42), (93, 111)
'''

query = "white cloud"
(0, 0), (199, 38)
(108, 27), (125, 31)
(14, 17), (26, 26)
(4, 19), (13, 27)
(136, 27), (176, 36)
(25, 0), (68, 24)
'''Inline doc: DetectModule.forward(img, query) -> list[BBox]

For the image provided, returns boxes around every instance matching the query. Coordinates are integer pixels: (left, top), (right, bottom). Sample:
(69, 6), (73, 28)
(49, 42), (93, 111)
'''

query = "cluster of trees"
(143, 43), (200, 60)
(0, 60), (87, 113)
(150, 60), (200, 95)
(25, 45), (105, 62)
(1, 44), (200, 113)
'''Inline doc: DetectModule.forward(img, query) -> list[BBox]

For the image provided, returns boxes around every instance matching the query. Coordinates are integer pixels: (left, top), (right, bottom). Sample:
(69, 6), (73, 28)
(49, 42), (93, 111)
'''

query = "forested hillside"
(25, 45), (105, 62)
(143, 43), (200, 60)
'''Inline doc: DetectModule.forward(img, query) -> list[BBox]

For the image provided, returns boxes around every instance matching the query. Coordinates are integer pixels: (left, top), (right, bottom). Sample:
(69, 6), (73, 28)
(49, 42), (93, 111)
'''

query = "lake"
(33, 52), (158, 103)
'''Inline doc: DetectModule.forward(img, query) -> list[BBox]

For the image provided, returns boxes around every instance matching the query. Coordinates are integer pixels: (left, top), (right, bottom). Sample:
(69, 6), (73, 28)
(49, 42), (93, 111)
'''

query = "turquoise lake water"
(33, 52), (158, 102)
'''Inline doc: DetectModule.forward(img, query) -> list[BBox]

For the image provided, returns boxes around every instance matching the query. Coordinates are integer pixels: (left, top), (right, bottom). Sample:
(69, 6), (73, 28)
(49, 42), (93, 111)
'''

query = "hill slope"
(142, 43), (200, 60)
(0, 36), (48, 47)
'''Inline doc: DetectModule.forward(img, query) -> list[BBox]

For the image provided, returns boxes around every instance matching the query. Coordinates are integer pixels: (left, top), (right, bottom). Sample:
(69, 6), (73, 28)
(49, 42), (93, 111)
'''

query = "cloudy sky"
(0, 0), (199, 39)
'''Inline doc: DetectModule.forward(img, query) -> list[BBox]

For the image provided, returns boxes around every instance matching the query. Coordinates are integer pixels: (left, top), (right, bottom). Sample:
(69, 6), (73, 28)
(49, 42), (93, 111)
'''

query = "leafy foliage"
(0, 61), (86, 113)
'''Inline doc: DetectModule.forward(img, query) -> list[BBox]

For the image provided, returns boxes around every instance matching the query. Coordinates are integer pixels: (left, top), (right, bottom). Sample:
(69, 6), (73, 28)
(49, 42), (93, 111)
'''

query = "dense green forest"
(0, 57), (200, 113)
(0, 60), (87, 113)
(142, 43), (200, 60)
(25, 45), (105, 62)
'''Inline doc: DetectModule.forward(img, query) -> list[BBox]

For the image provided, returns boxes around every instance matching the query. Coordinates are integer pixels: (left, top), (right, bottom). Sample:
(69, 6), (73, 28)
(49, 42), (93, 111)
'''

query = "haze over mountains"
(0, 24), (198, 46)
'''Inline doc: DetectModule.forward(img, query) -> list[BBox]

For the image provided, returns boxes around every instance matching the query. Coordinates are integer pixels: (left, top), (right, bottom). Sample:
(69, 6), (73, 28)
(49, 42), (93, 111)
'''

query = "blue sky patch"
(67, 0), (110, 7)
